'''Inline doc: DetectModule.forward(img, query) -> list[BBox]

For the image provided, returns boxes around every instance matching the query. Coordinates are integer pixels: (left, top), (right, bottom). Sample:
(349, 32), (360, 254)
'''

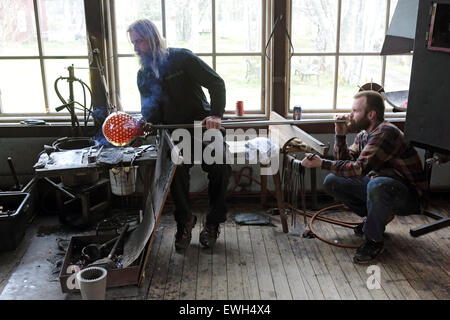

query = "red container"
(236, 101), (244, 116)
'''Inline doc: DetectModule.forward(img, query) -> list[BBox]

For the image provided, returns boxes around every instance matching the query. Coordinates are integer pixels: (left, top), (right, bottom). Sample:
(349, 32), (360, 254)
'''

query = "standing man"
(301, 91), (427, 264)
(128, 19), (231, 250)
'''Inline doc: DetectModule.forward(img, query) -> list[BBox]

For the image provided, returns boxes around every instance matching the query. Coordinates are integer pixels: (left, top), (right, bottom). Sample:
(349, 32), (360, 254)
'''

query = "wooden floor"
(140, 199), (450, 300)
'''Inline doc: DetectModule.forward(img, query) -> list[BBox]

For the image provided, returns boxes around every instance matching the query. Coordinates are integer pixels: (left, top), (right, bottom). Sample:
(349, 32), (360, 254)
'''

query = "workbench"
(33, 143), (158, 226)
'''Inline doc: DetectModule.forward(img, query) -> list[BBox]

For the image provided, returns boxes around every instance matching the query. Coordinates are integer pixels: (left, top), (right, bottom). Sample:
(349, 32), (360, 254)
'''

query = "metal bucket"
(109, 166), (138, 196)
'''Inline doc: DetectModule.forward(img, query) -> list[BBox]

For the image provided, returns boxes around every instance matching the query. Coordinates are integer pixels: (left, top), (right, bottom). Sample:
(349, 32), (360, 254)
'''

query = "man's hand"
(202, 116), (222, 130)
(301, 153), (323, 168)
(335, 114), (349, 136)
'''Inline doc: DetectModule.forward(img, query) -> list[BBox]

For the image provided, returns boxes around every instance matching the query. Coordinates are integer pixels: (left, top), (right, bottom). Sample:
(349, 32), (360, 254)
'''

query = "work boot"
(175, 215), (197, 251)
(199, 223), (220, 248)
(353, 240), (384, 264)
(354, 214), (395, 237)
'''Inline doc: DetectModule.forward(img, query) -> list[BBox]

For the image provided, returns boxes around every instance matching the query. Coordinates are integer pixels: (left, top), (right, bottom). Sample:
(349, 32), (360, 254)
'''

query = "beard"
(138, 51), (154, 69)
(348, 114), (371, 132)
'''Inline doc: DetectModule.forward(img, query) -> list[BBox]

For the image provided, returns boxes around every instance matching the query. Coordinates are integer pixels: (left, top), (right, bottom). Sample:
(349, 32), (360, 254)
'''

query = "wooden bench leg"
(273, 171), (289, 233)
(260, 174), (267, 208)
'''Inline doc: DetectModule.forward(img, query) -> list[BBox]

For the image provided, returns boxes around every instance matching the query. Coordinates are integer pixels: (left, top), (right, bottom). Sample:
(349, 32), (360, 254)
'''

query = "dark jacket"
(137, 48), (226, 124)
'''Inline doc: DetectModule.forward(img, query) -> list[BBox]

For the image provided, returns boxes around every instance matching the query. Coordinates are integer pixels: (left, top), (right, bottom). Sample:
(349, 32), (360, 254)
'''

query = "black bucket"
(52, 137), (98, 151)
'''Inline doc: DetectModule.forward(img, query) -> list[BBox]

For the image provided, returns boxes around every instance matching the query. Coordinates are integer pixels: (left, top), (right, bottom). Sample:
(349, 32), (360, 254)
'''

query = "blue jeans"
(323, 174), (420, 242)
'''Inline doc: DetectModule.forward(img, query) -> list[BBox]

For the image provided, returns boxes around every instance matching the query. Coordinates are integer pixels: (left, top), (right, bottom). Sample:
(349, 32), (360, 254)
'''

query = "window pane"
(118, 57), (141, 112)
(384, 55), (412, 92)
(290, 56), (335, 110)
(291, 0), (338, 53)
(115, 0), (163, 55)
(39, 0), (88, 56)
(216, 56), (261, 112)
(336, 56), (383, 109)
(0, 0), (38, 56)
(45, 59), (90, 113)
(0, 60), (45, 113)
(165, 0), (212, 53)
(340, 0), (387, 52)
(216, 0), (262, 53)
(389, 0), (398, 22)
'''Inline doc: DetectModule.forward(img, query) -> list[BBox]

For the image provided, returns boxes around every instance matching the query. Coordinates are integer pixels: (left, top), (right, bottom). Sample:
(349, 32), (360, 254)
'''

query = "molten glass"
(102, 111), (143, 146)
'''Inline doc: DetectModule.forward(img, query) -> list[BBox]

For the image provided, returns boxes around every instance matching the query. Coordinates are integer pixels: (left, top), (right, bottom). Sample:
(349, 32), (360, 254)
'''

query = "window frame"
(0, 0), (414, 122)
(287, 0), (412, 118)
(0, 0), (90, 119)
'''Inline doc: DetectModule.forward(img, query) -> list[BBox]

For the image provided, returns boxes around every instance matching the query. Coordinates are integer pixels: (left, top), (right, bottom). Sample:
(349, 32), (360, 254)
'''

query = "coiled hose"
(54, 75), (93, 127)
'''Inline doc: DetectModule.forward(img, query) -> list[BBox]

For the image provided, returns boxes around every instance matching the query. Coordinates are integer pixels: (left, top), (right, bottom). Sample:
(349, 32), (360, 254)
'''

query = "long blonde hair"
(127, 19), (167, 77)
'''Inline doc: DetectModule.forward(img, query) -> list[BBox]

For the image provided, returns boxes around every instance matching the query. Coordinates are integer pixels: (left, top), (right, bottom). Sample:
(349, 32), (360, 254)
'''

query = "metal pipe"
(149, 118), (347, 130)
(44, 177), (76, 199)
(149, 118), (407, 130)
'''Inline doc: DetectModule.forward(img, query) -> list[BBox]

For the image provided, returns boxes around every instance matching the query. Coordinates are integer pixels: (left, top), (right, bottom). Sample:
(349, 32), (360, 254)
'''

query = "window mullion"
(33, 0), (49, 113)
(333, 0), (342, 112)
(212, 0), (216, 70)
(261, 0), (267, 115)
(161, 0), (167, 38)
(381, 0), (391, 88)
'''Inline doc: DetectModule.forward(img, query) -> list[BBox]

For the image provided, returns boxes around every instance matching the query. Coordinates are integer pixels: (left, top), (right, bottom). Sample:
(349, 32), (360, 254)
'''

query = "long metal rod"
(150, 118), (348, 129)
(149, 118), (407, 130)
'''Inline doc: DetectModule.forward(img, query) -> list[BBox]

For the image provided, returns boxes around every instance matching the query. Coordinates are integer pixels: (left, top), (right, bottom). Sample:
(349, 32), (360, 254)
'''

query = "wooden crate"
(59, 234), (144, 293)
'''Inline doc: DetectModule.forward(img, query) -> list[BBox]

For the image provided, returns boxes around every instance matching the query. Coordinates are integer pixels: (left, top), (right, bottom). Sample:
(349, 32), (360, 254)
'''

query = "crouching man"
(301, 91), (427, 264)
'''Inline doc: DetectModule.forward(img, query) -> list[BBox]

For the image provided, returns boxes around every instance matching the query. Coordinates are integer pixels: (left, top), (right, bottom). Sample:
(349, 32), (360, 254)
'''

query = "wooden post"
(272, 0), (288, 117)
(84, 0), (108, 108)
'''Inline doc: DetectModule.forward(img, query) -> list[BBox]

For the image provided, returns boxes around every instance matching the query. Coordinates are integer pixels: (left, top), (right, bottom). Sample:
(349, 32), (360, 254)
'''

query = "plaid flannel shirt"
(321, 121), (428, 196)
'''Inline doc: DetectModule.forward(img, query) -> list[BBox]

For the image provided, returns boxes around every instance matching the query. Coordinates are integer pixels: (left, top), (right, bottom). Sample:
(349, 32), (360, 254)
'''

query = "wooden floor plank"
(224, 221), (245, 300)
(385, 216), (438, 300)
(302, 228), (342, 300)
(147, 222), (176, 300)
(141, 221), (166, 300)
(236, 224), (261, 300)
(315, 217), (372, 300)
(327, 212), (389, 300)
(287, 235), (325, 299)
(391, 233), (448, 299)
(386, 218), (442, 300)
(179, 219), (200, 300)
(383, 240), (437, 300)
(333, 211), (407, 301)
(196, 247), (213, 300)
(405, 215), (450, 278)
(378, 249), (421, 300)
(274, 227), (309, 300)
(261, 226), (293, 300)
(211, 220), (228, 300)
(315, 219), (361, 300)
(249, 225), (277, 300)
(163, 241), (185, 300)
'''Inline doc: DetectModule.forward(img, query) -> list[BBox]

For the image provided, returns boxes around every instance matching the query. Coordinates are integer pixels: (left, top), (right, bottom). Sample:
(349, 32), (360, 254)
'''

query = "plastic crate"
(0, 192), (30, 252)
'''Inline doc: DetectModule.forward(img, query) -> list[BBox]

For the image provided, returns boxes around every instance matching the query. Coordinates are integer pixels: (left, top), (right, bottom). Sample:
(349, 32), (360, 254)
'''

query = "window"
(114, 0), (268, 114)
(0, 0), (89, 116)
(289, 0), (412, 114)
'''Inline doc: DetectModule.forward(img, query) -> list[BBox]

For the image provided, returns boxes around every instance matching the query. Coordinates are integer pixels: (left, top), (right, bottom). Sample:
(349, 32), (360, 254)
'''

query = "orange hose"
(308, 204), (361, 249)
(286, 204), (359, 228)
